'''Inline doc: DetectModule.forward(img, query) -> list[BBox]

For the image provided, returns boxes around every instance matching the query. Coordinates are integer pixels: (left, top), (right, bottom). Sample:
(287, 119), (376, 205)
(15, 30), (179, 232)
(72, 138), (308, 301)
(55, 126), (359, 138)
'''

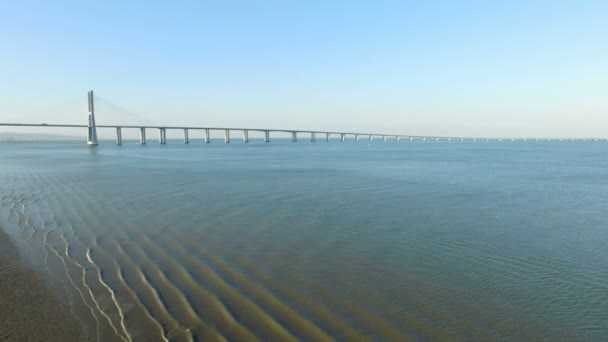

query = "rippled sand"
(1, 184), (385, 341)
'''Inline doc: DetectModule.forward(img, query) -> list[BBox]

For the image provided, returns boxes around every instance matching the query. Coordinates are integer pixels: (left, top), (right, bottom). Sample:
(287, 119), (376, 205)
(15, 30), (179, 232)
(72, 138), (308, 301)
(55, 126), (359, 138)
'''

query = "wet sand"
(0, 228), (90, 342)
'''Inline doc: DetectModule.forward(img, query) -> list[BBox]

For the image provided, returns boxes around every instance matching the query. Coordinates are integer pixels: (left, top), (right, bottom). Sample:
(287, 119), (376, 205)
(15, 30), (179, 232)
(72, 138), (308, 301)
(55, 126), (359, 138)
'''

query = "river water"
(1, 139), (607, 341)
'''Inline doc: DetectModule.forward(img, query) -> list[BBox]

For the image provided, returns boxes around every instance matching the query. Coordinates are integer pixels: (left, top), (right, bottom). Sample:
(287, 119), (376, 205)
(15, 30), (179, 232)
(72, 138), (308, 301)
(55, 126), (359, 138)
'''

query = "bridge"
(0, 91), (604, 145)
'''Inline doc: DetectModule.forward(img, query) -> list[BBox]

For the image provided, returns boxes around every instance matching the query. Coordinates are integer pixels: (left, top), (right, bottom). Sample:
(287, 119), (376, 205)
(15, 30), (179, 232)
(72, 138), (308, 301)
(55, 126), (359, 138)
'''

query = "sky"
(1, 0), (607, 138)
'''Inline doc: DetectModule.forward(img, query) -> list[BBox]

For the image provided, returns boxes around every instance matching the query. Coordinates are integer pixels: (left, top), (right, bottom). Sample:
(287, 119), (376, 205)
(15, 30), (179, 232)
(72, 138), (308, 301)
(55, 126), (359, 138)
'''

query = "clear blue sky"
(1, 0), (607, 138)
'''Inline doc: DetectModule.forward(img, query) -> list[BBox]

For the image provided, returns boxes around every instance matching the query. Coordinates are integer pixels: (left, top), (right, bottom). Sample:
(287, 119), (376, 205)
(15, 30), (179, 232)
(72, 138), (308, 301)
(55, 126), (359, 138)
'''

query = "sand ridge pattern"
(1, 171), (406, 341)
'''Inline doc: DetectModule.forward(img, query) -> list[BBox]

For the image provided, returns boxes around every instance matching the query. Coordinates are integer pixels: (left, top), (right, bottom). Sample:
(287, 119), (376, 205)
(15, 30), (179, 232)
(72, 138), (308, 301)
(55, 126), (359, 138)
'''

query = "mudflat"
(0, 228), (89, 342)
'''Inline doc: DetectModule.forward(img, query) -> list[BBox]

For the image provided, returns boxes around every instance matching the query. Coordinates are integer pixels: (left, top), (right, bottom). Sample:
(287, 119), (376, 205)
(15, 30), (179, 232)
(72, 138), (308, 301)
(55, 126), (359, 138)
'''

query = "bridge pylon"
(87, 90), (98, 145)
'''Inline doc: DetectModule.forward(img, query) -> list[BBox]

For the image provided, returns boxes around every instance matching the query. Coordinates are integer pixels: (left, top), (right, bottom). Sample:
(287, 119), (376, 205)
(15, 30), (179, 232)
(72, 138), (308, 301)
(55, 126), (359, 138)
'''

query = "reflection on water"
(1, 140), (608, 340)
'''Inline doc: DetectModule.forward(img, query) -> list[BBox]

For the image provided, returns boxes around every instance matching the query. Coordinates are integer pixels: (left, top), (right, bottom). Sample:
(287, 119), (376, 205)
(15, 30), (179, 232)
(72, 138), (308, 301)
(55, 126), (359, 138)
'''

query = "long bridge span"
(0, 91), (604, 145)
(0, 122), (488, 145)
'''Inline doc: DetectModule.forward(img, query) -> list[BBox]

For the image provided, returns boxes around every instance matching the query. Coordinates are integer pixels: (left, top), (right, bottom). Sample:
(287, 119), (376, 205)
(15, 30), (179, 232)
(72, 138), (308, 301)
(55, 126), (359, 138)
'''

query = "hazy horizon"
(1, 1), (607, 138)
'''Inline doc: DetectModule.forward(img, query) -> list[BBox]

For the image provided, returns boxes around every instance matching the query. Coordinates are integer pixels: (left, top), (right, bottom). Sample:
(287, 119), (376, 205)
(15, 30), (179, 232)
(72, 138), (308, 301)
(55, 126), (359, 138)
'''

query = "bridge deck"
(0, 123), (425, 138)
(0, 123), (603, 142)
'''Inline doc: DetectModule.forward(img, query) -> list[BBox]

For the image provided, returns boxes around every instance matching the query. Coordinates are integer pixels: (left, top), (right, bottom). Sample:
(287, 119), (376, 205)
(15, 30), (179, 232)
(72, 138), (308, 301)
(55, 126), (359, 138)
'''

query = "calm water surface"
(1, 140), (607, 341)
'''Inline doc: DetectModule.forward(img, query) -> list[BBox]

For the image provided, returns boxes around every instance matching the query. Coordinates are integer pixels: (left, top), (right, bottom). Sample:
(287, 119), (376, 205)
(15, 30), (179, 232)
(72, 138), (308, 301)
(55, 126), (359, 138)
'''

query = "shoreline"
(0, 227), (90, 341)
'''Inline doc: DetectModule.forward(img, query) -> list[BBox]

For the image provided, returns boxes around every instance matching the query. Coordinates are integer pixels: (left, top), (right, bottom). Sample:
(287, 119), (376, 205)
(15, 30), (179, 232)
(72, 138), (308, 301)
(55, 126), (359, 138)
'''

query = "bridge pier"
(159, 128), (166, 144)
(369, 135), (373, 142)
(292, 131), (297, 142)
(116, 127), (122, 145)
(264, 130), (270, 142)
(224, 129), (230, 143)
(396, 136), (400, 141)
(184, 128), (189, 144)
(383, 135), (387, 142)
(355, 134), (359, 142)
(140, 127), (146, 144)
(243, 130), (249, 143)
(326, 133), (331, 142)
(340, 133), (345, 142)
(205, 128), (210, 143)
(311, 132), (316, 142)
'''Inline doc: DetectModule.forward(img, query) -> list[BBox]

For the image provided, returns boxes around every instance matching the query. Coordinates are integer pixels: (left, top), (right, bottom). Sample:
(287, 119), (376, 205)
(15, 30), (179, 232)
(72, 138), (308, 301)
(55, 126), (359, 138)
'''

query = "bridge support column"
(396, 136), (400, 141)
(87, 90), (98, 146)
(205, 129), (210, 143)
(369, 135), (373, 142)
(184, 129), (189, 144)
(355, 134), (359, 142)
(159, 128), (166, 144)
(326, 133), (331, 142)
(116, 127), (122, 145)
(383, 135), (387, 142)
(224, 129), (230, 143)
(264, 130), (270, 143)
(243, 130), (249, 143)
(340, 133), (345, 142)
(311, 132), (316, 142)
(409, 136), (414, 141)
(140, 127), (146, 144)
(292, 132), (297, 142)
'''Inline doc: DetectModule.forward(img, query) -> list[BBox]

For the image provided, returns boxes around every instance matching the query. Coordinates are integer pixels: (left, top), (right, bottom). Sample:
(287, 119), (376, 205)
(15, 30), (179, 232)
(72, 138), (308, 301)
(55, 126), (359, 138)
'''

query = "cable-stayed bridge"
(0, 91), (605, 145)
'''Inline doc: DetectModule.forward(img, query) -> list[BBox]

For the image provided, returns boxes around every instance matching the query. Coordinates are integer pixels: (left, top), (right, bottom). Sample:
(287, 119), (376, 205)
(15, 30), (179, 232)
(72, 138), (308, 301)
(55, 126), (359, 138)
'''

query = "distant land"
(0, 132), (80, 142)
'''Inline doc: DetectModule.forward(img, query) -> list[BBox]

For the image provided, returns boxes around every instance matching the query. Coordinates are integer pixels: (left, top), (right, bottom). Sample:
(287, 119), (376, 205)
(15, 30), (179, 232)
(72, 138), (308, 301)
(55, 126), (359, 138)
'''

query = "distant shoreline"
(0, 132), (81, 142)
